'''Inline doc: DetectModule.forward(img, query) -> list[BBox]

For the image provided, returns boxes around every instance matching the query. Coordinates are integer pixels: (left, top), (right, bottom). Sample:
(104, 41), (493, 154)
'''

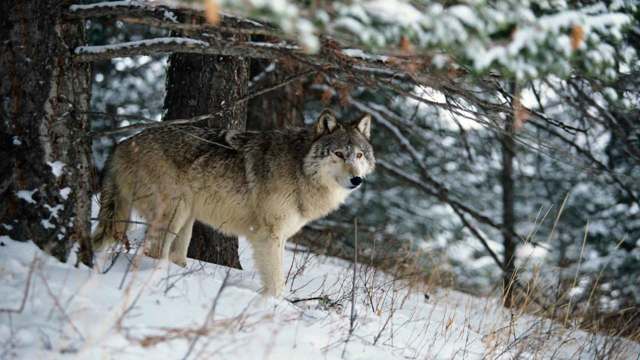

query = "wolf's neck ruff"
(92, 109), (375, 297)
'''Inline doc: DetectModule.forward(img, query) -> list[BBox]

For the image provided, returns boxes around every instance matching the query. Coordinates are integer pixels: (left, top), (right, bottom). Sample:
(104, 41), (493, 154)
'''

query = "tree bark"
(163, 33), (248, 269)
(0, 0), (93, 264)
(501, 83), (517, 308)
(247, 59), (305, 130)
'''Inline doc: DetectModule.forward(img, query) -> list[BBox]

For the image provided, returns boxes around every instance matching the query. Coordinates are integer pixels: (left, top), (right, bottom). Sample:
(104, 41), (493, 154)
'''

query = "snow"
(69, 0), (141, 12)
(60, 187), (72, 200)
(40, 219), (55, 230)
(69, 0), (179, 22)
(76, 38), (209, 55)
(220, 0), (320, 52)
(361, 0), (422, 26)
(1, 234), (638, 358)
(15, 190), (37, 204)
(402, 86), (483, 130)
(44, 204), (64, 220)
(47, 161), (65, 178)
(342, 48), (389, 62)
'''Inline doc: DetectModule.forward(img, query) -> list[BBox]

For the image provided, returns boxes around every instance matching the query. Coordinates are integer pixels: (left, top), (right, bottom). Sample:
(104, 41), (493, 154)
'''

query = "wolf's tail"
(92, 166), (118, 251)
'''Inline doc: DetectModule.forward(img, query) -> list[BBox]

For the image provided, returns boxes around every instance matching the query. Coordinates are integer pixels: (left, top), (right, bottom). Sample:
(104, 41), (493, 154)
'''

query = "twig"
(341, 218), (358, 359)
(100, 252), (121, 274)
(349, 218), (358, 334)
(37, 271), (85, 341)
(163, 262), (206, 295)
(181, 269), (231, 360)
(0, 255), (37, 314)
(287, 296), (328, 304)
(118, 243), (143, 290)
(91, 69), (315, 137)
(373, 287), (396, 345)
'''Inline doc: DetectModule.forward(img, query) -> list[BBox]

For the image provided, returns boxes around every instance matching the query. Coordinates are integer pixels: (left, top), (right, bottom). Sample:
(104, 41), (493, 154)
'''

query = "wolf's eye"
(334, 151), (344, 159)
(356, 152), (363, 159)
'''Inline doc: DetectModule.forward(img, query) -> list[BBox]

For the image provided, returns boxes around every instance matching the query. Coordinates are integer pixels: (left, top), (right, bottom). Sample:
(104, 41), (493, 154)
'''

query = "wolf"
(92, 109), (375, 296)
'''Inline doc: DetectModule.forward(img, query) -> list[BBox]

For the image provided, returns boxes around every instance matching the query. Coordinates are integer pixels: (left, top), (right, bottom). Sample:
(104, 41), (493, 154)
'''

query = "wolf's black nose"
(350, 176), (363, 187)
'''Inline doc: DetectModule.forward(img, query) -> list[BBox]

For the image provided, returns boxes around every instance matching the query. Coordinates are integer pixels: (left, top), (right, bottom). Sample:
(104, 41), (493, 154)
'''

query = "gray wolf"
(92, 109), (375, 296)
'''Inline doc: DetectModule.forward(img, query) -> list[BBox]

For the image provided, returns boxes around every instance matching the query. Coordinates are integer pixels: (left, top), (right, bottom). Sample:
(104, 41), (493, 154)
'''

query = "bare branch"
(181, 269), (231, 360)
(352, 99), (542, 247)
(90, 69), (315, 137)
(0, 255), (37, 314)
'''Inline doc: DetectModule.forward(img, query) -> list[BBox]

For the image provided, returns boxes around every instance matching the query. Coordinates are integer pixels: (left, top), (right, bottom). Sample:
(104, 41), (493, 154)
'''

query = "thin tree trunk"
(501, 83), (517, 308)
(163, 31), (248, 268)
(0, 0), (93, 264)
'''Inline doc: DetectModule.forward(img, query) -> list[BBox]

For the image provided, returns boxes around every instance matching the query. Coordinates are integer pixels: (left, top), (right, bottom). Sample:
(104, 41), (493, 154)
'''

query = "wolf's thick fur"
(92, 110), (375, 296)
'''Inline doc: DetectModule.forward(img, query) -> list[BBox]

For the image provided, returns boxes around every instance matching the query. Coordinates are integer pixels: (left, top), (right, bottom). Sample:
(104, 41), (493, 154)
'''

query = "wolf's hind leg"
(144, 200), (190, 262)
(111, 196), (133, 244)
(249, 235), (285, 297)
(93, 193), (132, 251)
(169, 217), (195, 267)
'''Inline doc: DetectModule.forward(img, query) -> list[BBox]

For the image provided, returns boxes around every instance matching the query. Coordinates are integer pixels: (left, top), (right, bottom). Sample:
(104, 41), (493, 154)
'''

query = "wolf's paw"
(170, 255), (187, 268)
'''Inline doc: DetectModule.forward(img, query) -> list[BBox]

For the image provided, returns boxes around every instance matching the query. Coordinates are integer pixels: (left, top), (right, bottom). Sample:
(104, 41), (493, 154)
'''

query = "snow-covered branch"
(68, 0), (636, 81)
(68, 0), (177, 21)
(66, 0), (282, 38)
(73, 35), (425, 88)
(74, 37), (297, 62)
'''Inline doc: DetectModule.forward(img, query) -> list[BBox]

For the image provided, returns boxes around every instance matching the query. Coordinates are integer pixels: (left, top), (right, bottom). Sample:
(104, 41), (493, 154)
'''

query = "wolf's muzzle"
(350, 176), (363, 189)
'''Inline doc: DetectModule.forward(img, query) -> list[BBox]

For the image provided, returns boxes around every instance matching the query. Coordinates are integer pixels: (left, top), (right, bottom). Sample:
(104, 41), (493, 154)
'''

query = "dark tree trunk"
(163, 35), (248, 269)
(501, 84), (517, 308)
(0, 0), (93, 264)
(247, 59), (305, 130)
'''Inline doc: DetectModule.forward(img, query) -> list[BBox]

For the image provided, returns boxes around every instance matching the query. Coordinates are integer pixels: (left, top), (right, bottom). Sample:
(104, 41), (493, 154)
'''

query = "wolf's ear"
(354, 114), (372, 139)
(315, 109), (339, 137)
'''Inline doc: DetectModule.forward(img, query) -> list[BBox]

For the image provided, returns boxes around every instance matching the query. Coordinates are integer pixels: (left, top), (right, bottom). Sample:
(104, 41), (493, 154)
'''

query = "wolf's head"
(305, 109), (375, 190)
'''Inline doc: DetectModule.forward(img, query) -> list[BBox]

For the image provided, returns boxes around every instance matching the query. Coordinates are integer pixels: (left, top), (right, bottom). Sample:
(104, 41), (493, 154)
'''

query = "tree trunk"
(501, 84), (517, 308)
(247, 59), (305, 130)
(0, 0), (93, 265)
(163, 35), (248, 268)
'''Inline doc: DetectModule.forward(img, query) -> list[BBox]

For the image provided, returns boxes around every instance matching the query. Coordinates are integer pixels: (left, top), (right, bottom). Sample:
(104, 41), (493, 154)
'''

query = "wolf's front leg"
(250, 236), (285, 297)
(168, 217), (195, 267)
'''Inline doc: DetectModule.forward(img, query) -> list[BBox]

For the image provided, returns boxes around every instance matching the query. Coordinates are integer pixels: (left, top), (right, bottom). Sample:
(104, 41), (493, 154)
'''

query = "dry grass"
(292, 219), (640, 359)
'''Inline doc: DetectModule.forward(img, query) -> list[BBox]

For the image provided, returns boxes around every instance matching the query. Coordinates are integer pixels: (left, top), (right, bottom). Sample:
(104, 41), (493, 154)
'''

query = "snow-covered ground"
(1, 234), (638, 359)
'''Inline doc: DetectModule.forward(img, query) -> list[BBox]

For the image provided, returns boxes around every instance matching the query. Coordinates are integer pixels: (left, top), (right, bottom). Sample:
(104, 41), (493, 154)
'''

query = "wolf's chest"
(299, 186), (349, 222)
(277, 211), (307, 239)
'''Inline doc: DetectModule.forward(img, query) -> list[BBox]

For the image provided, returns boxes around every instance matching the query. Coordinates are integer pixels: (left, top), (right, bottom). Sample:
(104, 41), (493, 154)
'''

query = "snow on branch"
(73, 35), (422, 86)
(66, 0), (282, 38)
(74, 37), (298, 62)
(67, 0), (636, 81)
(68, 0), (178, 22)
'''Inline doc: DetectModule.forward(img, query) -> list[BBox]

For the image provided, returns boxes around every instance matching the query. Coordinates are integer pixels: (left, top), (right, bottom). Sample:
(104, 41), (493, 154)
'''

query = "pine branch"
(65, 1), (282, 37)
